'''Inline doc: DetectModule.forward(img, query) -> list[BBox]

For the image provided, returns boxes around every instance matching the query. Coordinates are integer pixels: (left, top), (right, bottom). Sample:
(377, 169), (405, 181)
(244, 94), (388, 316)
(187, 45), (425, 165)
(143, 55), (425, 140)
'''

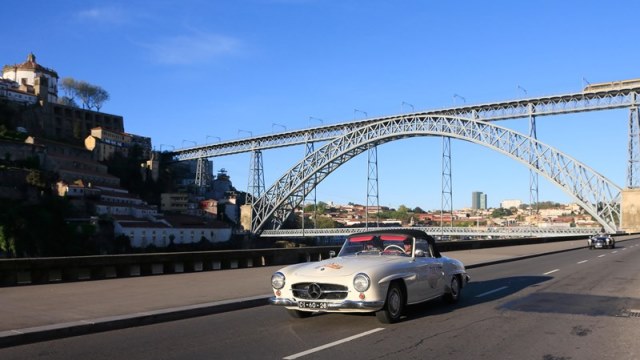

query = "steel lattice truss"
(260, 226), (600, 238)
(170, 89), (640, 161)
(251, 115), (622, 234)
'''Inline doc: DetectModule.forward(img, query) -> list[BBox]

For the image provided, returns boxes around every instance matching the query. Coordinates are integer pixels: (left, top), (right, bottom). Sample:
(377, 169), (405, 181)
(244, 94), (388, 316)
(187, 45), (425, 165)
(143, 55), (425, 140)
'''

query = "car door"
(412, 239), (444, 301)
(425, 241), (445, 297)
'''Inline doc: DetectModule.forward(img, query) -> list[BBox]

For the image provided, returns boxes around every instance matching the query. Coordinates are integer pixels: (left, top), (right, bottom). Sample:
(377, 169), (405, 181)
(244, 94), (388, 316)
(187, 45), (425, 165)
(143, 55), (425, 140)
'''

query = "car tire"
(376, 282), (405, 324)
(443, 275), (461, 304)
(287, 309), (312, 319)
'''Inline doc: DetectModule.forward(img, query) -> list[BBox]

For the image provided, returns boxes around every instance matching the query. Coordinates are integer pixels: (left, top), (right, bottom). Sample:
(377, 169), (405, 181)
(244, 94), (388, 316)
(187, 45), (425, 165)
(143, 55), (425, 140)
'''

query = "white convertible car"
(269, 229), (470, 323)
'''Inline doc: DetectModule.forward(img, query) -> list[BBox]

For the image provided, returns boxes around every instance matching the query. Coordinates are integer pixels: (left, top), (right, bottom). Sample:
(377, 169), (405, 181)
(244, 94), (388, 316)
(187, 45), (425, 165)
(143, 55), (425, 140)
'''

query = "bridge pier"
(622, 188), (640, 233)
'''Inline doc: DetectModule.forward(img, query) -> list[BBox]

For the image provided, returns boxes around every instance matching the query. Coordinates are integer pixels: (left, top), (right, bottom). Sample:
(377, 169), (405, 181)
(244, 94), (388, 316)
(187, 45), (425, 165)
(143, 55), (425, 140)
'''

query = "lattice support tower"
(366, 143), (380, 229)
(247, 149), (265, 205)
(528, 103), (539, 214)
(628, 92), (640, 188)
(441, 136), (452, 227)
(194, 157), (210, 193)
(303, 137), (318, 231)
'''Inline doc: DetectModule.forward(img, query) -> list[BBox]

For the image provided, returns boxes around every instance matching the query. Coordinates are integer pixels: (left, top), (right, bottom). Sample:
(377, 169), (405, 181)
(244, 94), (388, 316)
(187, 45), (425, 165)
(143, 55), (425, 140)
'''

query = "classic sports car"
(269, 229), (470, 323)
(587, 233), (615, 249)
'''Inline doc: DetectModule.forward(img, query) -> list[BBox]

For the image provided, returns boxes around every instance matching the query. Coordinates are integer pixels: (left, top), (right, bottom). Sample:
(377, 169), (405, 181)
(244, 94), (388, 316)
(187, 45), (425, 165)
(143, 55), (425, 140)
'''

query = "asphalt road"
(2, 239), (640, 360)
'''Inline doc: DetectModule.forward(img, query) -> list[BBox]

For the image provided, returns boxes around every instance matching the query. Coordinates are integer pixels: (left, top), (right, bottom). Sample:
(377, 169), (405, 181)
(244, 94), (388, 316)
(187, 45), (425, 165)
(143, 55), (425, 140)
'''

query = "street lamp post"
(272, 123), (286, 132)
(354, 109), (368, 120)
(453, 94), (466, 105)
(309, 116), (323, 126)
(517, 85), (528, 97)
(206, 135), (221, 143)
(401, 101), (414, 112)
(160, 144), (175, 152)
(582, 77), (591, 89)
(238, 130), (253, 138)
(182, 139), (197, 147)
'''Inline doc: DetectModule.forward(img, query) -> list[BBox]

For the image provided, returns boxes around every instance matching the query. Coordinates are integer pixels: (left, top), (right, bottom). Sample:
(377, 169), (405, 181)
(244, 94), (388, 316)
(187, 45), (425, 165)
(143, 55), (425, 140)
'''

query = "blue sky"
(3, 1), (637, 210)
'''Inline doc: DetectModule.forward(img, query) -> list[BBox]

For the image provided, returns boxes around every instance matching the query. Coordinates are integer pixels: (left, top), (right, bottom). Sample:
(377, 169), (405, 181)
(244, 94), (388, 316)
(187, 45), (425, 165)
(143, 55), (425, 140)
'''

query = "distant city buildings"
(500, 199), (522, 209)
(471, 191), (488, 210)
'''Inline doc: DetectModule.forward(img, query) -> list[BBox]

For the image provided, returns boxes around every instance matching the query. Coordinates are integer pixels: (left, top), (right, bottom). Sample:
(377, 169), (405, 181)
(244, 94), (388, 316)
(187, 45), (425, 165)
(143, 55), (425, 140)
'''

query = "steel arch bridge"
(251, 115), (622, 234)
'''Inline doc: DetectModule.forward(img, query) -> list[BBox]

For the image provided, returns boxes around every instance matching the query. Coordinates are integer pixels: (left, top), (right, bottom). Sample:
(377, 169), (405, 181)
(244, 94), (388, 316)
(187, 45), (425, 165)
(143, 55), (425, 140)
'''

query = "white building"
(0, 78), (38, 104)
(113, 216), (232, 248)
(500, 199), (522, 209)
(2, 53), (58, 104)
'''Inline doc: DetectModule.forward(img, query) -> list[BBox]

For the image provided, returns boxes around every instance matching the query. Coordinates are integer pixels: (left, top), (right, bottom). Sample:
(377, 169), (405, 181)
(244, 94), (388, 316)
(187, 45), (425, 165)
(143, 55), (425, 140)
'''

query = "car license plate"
(298, 301), (328, 310)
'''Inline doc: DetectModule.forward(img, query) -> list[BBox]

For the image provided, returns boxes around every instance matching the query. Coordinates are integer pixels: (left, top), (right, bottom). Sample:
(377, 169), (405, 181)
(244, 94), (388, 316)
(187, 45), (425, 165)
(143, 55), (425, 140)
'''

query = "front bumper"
(269, 297), (384, 311)
(589, 240), (612, 248)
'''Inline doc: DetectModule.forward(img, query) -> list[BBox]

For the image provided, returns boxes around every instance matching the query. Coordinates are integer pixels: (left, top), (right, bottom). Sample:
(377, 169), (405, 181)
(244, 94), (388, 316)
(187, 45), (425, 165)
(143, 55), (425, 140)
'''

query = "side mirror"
(329, 250), (336, 258)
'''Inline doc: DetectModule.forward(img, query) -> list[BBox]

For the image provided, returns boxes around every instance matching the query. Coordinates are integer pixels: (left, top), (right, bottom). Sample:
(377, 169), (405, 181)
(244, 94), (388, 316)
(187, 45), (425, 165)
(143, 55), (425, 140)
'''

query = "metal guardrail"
(259, 226), (603, 238)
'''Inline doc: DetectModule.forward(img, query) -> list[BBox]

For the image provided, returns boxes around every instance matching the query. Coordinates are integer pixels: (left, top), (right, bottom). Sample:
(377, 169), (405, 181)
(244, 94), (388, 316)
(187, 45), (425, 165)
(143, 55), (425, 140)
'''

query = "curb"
(0, 294), (271, 348)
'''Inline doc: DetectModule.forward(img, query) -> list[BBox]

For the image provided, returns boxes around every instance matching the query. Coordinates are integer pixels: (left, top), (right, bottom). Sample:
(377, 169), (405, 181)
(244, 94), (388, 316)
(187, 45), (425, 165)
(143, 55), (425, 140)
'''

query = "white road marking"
(475, 286), (508, 298)
(598, 254), (606, 258)
(577, 260), (588, 264)
(612, 251), (618, 254)
(543, 269), (559, 275)
(283, 328), (385, 359)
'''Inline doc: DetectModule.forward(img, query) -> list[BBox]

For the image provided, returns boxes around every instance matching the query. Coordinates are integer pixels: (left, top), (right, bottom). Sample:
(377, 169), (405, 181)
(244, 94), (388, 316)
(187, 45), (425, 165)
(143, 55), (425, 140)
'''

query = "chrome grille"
(291, 283), (349, 300)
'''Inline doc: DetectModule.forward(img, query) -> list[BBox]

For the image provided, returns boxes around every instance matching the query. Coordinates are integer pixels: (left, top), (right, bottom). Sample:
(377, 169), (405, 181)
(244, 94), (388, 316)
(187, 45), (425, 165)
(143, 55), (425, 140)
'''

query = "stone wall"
(621, 188), (640, 233)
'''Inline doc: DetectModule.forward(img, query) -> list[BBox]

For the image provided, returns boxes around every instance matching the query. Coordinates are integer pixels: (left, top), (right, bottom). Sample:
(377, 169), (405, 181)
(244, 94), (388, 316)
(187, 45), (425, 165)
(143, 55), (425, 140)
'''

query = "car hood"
(290, 255), (407, 278)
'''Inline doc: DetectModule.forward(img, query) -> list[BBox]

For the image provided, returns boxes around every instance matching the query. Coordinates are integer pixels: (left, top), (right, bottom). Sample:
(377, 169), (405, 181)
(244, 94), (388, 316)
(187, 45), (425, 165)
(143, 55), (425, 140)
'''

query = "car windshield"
(338, 234), (413, 257)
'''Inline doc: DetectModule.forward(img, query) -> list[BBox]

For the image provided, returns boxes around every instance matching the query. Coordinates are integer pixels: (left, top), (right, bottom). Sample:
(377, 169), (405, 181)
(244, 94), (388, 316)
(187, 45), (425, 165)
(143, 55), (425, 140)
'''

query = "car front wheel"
(443, 275), (461, 304)
(376, 282), (405, 324)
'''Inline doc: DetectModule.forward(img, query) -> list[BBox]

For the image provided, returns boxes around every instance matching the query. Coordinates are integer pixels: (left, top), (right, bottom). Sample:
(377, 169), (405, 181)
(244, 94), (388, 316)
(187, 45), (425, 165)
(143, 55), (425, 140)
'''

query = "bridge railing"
(259, 226), (602, 237)
(0, 234), (598, 287)
(0, 247), (338, 287)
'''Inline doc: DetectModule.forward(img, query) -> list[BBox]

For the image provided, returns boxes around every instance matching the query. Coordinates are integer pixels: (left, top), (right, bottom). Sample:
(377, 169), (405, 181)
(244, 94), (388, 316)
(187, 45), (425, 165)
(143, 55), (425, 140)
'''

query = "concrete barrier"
(0, 235), (592, 287)
(0, 247), (339, 286)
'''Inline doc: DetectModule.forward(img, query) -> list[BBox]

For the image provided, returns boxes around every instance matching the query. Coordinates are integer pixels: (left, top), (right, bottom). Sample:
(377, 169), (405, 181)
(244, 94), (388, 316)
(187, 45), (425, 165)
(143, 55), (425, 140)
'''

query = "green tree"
(315, 216), (339, 228)
(491, 208), (513, 218)
(26, 170), (46, 188)
(58, 77), (110, 111)
(0, 196), (98, 257)
(90, 87), (110, 111)
(0, 225), (16, 257)
(304, 201), (328, 214)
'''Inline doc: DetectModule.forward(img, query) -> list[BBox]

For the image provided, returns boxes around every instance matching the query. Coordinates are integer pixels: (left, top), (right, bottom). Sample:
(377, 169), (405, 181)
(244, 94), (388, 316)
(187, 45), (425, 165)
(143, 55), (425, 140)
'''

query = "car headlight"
(271, 272), (285, 290)
(353, 273), (371, 292)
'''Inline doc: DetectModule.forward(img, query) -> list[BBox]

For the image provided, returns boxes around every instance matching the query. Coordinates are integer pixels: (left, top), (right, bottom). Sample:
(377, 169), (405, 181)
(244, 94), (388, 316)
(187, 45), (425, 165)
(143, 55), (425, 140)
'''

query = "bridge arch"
(251, 115), (621, 234)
